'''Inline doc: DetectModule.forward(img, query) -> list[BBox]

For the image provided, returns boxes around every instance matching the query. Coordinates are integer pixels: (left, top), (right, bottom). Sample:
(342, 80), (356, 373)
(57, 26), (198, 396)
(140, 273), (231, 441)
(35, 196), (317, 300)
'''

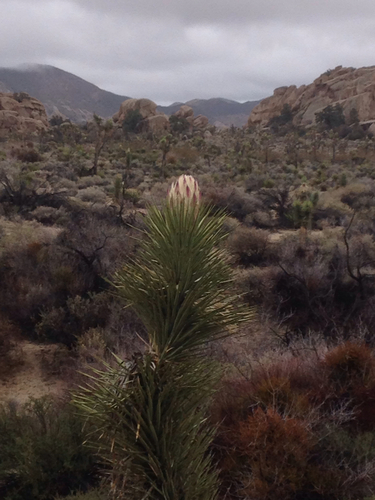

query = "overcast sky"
(1, 0), (375, 105)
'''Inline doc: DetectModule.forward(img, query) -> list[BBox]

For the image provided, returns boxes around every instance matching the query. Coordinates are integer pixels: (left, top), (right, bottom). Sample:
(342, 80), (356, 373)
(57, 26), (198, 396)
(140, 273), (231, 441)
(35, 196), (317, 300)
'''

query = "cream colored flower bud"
(167, 175), (201, 205)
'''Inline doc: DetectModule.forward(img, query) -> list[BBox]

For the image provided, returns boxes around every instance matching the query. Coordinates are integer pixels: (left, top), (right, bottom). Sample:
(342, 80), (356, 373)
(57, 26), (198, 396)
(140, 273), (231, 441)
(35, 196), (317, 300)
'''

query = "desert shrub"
(227, 226), (270, 266)
(212, 344), (375, 500)
(236, 266), (279, 306)
(76, 187), (107, 204)
(236, 408), (314, 500)
(339, 183), (375, 210)
(0, 239), (56, 333)
(0, 214), (135, 339)
(36, 293), (111, 346)
(249, 230), (375, 336)
(171, 144), (200, 164)
(323, 342), (375, 389)
(55, 214), (136, 288)
(76, 328), (107, 364)
(204, 187), (258, 221)
(77, 176), (105, 189)
(0, 397), (100, 500)
(0, 162), (66, 214)
(245, 209), (275, 228)
(0, 315), (23, 378)
(29, 205), (69, 225)
(13, 148), (43, 163)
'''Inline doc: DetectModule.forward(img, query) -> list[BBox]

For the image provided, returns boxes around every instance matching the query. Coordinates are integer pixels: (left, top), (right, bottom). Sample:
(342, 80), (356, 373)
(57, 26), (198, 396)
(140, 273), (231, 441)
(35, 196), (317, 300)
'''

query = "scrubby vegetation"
(2, 109), (375, 498)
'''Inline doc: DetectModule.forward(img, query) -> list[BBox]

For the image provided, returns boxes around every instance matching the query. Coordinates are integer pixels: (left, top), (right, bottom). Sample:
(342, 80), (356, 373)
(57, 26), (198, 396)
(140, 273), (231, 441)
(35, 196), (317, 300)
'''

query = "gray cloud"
(1, 0), (375, 104)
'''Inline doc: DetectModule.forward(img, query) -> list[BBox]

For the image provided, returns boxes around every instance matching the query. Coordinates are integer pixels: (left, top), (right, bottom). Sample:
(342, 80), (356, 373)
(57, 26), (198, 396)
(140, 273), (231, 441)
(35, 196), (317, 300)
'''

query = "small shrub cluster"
(0, 397), (100, 500)
(212, 341), (375, 500)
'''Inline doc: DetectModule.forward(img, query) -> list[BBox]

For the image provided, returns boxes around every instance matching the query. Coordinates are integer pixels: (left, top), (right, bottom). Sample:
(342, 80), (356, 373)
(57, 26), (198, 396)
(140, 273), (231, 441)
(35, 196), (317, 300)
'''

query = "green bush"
(0, 397), (100, 500)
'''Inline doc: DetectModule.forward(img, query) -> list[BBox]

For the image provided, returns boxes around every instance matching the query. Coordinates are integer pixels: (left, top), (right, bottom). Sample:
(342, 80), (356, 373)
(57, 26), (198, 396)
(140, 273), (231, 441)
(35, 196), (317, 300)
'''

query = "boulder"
(175, 105), (194, 119)
(172, 105), (209, 129)
(0, 92), (49, 136)
(116, 98), (157, 123)
(193, 114), (209, 128)
(142, 114), (170, 135)
(248, 65), (375, 127)
(369, 123), (375, 136)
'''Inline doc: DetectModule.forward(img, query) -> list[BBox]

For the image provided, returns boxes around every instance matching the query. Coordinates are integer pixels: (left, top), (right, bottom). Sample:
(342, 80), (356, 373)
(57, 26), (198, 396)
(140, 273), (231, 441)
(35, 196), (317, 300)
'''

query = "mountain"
(0, 64), (130, 123)
(248, 65), (375, 128)
(0, 64), (260, 126)
(157, 98), (260, 128)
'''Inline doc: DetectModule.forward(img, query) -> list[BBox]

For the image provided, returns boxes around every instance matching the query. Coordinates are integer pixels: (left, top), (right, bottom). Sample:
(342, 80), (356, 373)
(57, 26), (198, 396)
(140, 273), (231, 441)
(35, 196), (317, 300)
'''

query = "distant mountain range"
(0, 64), (260, 126)
(157, 98), (260, 128)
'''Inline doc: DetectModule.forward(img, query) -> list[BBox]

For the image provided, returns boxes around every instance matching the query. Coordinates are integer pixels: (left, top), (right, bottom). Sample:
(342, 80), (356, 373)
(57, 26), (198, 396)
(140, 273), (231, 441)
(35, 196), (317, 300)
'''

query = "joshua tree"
(75, 175), (252, 499)
(159, 134), (172, 177)
(91, 114), (114, 175)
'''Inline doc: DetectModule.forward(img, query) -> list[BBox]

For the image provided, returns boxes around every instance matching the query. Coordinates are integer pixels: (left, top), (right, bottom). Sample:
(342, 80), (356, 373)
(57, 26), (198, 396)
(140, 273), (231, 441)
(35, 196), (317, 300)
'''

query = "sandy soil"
(0, 341), (69, 404)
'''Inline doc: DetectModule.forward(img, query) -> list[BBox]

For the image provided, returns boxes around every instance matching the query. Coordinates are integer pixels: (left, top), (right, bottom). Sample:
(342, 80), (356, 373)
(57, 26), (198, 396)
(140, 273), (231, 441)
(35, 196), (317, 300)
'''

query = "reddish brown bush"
(236, 408), (315, 500)
(323, 342), (375, 389)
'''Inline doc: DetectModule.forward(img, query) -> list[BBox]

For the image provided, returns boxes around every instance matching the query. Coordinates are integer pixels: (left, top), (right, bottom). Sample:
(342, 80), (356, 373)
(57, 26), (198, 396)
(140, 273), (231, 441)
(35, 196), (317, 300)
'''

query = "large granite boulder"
(115, 98), (157, 123)
(113, 97), (170, 135)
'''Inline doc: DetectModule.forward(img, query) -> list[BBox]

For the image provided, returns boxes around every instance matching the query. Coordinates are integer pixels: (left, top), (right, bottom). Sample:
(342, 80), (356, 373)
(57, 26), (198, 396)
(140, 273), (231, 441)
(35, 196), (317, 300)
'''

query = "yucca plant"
(75, 175), (252, 500)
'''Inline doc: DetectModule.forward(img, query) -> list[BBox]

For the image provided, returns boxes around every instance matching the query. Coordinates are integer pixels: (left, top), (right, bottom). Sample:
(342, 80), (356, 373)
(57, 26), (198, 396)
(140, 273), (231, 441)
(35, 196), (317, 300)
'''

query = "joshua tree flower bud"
(167, 175), (201, 205)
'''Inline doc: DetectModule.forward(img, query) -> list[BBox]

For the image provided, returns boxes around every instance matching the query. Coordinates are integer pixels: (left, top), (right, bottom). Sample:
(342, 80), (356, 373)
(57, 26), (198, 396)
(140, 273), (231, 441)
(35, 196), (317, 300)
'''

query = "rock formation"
(143, 114), (170, 135)
(172, 105), (209, 129)
(113, 98), (170, 135)
(175, 105), (194, 120)
(0, 92), (49, 136)
(115, 98), (158, 122)
(248, 65), (375, 128)
(192, 114), (209, 128)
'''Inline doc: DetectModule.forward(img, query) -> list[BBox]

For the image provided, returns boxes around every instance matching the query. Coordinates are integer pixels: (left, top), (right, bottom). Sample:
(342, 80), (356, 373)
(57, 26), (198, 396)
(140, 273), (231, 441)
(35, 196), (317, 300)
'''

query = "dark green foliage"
(0, 397), (99, 500)
(169, 114), (190, 134)
(122, 109), (143, 134)
(348, 107), (359, 125)
(268, 103), (294, 129)
(112, 202), (251, 362)
(76, 355), (220, 500)
(316, 104), (345, 129)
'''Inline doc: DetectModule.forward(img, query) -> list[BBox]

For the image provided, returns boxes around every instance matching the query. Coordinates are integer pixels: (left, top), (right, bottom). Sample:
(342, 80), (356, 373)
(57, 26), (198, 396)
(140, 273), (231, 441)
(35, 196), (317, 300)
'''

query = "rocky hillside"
(0, 65), (130, 123)
(248, 65), (375, 127)
(158, 98), (260, 128)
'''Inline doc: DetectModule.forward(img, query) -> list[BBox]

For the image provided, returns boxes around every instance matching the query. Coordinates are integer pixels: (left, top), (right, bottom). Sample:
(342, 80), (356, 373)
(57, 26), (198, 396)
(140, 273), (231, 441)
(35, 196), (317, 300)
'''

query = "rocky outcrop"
(172, 105), (209, 129)
(192, 114), (209, 128)
(0, 92), (49, 136)
(114, 98), (170, 136)
(115, 98), (157, 122)
(248, 65), (375, 127)
(142, 114), (170, 135)
(175, 105), (194, 120)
